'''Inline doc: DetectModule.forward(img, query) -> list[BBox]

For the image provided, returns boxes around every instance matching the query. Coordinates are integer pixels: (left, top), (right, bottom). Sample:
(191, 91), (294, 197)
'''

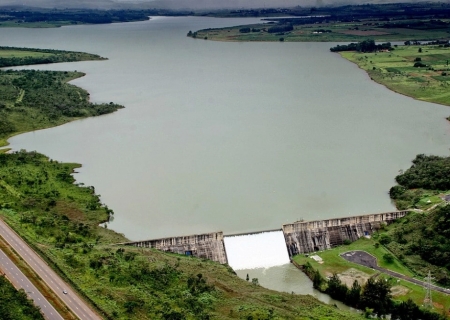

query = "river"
(1, 16), (449, 300)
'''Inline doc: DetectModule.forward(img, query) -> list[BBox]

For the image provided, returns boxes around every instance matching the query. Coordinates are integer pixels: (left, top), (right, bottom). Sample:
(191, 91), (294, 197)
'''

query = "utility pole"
(423, 271), (433, 308)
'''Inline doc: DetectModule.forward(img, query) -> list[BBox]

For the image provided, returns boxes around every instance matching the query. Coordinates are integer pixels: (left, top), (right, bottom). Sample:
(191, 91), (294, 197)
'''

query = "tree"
(360, 277), (393, 317)
(313, 271), (324, 290)
(326, 273), (348, 300)
(346, 280), (361, 308)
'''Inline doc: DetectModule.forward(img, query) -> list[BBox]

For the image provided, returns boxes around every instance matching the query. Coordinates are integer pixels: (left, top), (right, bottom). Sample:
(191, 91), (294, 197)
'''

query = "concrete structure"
(117, 210), (409, 264)
(119, 232), (228, 264)
(282, 211), (408, 256)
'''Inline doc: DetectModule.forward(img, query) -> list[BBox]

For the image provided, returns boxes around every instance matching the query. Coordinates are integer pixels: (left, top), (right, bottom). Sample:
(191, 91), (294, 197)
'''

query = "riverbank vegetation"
(0, 68), (123, 148)
(0, 46), (106, 68)
(339, 43), (450, 107)
(0, 9), (152, 28)
(189, 2), (450, 42)
(0, 151), (362, 319)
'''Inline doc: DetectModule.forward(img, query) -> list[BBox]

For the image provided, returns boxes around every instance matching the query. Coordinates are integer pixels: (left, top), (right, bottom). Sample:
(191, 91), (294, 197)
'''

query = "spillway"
(224, 231), (290, 270)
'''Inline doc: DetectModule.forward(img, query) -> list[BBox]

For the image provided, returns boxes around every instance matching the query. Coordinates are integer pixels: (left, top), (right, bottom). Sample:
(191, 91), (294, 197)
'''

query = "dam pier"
(117, 210), (409, 266)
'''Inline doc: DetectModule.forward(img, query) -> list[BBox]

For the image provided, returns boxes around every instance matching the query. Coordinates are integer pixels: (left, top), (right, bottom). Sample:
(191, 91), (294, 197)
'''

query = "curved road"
(0, 218), (101, 320)
(0, 249), (63, 320)
(341, 250), (450, 295)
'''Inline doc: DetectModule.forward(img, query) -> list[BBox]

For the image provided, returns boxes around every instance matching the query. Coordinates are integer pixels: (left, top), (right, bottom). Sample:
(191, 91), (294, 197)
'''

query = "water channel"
(2, 16), (450, 302)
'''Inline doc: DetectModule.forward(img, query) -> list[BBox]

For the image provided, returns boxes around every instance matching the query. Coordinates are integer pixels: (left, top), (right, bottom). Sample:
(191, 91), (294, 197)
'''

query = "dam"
(282, 210), (408, 256)
(118, 210), (409, 268)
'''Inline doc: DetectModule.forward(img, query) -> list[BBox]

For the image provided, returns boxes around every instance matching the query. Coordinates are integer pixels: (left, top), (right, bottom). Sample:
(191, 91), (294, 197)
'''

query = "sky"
(0, 0), (438, 10)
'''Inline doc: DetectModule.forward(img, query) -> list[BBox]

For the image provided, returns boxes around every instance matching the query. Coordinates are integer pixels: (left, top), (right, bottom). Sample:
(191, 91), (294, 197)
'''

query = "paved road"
(341, 250), (450, 295)
(0, 249), (63, 320)
(0, 218), (102, 320)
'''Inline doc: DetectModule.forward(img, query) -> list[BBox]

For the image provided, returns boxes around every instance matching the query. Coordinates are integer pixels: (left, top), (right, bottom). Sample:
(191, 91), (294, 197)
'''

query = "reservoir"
(2, 16), (450, 297)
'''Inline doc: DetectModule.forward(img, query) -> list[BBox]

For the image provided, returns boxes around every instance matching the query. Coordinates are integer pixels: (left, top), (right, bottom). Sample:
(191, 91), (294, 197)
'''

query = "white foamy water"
(224, 231), (290, 270)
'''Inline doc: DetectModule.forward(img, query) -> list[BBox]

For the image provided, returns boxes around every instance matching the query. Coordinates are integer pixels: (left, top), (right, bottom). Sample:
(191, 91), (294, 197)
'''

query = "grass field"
(0, 50), (53, 58)
(192, 18), (450, 43)
(340, 45), (450, 107)
(292, 237), (450, 313)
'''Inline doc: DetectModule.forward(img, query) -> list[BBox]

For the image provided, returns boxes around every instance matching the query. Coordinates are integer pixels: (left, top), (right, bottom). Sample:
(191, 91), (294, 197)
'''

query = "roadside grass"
(340, 45), (450, 107)
(292, 236), (450, 310)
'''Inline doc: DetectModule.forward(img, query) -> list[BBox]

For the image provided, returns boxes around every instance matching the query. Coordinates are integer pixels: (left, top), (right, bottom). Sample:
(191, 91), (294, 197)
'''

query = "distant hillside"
(0, 0), (447, 10)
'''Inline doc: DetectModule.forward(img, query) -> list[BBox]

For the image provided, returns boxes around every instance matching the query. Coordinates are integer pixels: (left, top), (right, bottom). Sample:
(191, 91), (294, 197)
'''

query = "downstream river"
(2, 16), (450, 299)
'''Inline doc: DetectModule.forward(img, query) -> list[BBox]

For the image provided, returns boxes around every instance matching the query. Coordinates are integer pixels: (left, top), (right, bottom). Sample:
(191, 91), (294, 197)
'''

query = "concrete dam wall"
(119, 232), (228, 264)
(118, 211), (409, 264)
(282, 210), (409, 256)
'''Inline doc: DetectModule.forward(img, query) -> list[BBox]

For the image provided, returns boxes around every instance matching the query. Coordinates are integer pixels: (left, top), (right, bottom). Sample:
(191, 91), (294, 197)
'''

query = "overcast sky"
(0, 0), (437, 10)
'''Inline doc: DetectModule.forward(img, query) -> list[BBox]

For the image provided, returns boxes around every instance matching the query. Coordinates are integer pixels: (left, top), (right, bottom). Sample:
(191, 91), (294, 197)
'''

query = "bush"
(389, 186), (406, 199)
(379, 234), (392, 245)
(383, 253), (394, 263)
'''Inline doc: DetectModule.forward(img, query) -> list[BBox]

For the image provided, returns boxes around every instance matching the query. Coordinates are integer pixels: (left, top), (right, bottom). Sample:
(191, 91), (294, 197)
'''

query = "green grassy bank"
(340, 45), (450, 107)
(190, 18), (450, 43)
(0, 47), (123, 149)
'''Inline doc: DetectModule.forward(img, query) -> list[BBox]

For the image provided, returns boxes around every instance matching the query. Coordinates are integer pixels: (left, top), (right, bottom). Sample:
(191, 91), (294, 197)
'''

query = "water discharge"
(224, 231), (290, 269)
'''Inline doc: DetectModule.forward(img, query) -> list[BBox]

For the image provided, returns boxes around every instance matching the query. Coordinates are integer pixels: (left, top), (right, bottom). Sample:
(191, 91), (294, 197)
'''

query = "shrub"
(379, 234), (392, 245)
(239, 27), (250, 33)
(383, 253), (394, 263)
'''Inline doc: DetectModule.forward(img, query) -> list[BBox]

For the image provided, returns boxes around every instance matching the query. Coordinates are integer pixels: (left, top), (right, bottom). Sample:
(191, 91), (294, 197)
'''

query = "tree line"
(303, 262), (447, 319)
(330, 40), (393, 52)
